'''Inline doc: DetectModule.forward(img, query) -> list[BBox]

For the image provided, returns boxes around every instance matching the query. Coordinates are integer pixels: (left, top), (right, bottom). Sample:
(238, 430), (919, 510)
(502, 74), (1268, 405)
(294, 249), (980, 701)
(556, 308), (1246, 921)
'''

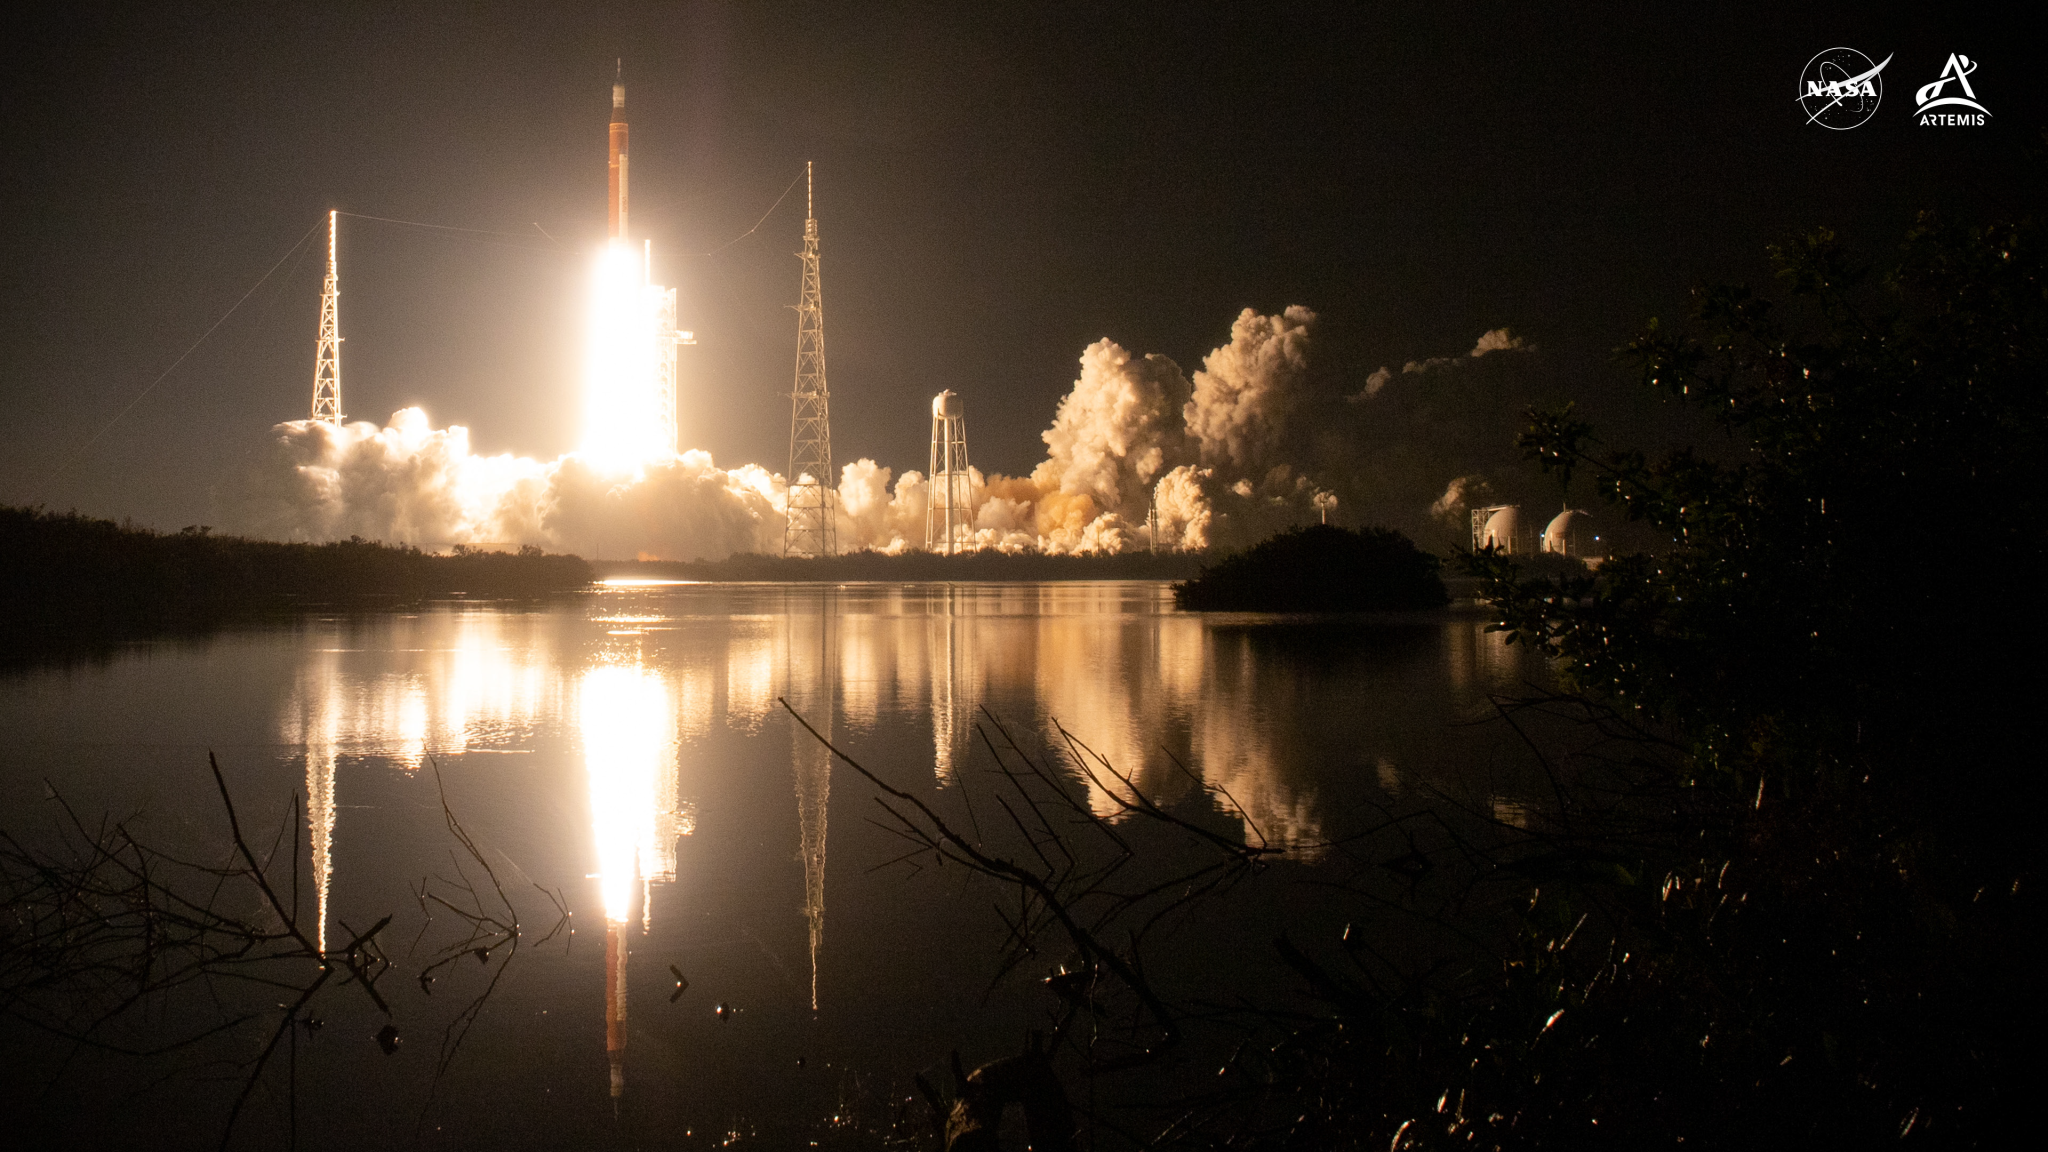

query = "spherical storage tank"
(1543, 509), (1588, 555)
(933, 389), (962, 418)
(1481, 506), (1519, 552)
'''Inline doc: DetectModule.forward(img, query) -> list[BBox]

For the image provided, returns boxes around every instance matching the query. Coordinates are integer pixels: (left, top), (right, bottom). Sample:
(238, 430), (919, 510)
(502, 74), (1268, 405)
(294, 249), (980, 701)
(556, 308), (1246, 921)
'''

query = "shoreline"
(589, 550), (1205, 583)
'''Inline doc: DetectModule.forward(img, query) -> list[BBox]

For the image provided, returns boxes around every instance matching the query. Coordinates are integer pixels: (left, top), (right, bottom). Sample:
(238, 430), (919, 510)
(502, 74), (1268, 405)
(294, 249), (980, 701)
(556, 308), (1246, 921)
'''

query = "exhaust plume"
(224, 307), (1558, 559)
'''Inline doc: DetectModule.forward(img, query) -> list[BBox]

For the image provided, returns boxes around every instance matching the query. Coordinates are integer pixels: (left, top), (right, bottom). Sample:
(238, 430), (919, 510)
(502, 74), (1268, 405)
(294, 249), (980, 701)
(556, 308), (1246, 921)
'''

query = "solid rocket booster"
(608, 65), (629, 241)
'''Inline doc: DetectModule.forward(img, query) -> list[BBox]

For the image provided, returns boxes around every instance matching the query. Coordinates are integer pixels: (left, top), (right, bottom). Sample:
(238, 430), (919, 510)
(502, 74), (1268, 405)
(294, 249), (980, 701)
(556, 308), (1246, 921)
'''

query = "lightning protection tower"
(311, 210), (343, 423)
(926, 390), (974, 554)
(784, 163), (836, 557)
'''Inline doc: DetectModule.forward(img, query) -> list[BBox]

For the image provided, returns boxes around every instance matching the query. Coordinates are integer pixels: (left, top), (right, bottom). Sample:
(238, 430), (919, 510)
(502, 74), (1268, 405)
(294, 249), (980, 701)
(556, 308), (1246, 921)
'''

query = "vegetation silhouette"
(0, 506), (593, 661)
(0, 757), (568, 1149)
(796, 212), (2038, 1149)
(1173, 523), (1449, 611)
(1449, 211), (2040, 1145)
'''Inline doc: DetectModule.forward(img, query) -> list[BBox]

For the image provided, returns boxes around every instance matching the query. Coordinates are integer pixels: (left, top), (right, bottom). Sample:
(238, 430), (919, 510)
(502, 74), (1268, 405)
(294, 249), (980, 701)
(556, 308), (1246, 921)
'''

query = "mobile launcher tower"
(926, 390), (975, 553)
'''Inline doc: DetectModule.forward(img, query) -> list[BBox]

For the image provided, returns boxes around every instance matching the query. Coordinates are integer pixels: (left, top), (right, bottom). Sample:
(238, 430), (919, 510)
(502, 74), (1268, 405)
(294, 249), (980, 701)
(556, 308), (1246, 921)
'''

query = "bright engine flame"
(582, 243), (669, 473)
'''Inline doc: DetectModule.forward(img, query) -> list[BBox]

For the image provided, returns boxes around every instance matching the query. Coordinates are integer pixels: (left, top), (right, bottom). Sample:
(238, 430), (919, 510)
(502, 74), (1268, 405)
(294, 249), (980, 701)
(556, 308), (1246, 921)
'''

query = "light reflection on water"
(580, 658), (683, 1100)
(263, 584), (1539, 1106)
(0, 581), (1547, 1138)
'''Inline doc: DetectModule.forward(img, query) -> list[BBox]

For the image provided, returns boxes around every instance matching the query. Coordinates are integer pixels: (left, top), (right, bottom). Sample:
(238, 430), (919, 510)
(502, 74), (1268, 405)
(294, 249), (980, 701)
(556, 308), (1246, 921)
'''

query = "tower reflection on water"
(282, 619), (559, 958)
(273, 588), (1534, 1106)
(783, 589), (836, 1014)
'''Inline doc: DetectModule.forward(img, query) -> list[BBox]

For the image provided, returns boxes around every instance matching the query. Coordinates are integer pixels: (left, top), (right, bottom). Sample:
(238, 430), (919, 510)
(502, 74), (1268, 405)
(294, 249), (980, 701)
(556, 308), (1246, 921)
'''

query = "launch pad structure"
(650, 248), (687, 459)
(784, 162), (837, 557)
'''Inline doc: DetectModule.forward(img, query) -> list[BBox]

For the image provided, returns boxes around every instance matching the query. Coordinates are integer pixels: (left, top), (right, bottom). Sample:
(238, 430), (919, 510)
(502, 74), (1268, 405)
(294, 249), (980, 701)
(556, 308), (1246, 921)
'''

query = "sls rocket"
(585, 61), (691, 470)
(608, 62), (629, 241)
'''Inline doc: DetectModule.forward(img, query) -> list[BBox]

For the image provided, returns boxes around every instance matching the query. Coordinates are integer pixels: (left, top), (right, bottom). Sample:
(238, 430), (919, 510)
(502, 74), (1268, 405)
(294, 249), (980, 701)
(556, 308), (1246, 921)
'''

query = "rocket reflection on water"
(267, 585), (1430, 1102)
(580, 657), (684, 1099)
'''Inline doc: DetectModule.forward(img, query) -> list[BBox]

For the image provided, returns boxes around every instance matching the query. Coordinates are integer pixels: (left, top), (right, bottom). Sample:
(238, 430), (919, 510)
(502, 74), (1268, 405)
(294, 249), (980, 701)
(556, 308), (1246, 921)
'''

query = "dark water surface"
(0, 581), (1550, 1148)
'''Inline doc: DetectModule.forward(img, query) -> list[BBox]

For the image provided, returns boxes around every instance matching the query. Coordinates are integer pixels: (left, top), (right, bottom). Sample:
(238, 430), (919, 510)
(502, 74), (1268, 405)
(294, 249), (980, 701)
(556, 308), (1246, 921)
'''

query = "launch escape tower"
(926, 390), (974, 553)
(784, 162), (837, 557)
(311, 209), (342, 424)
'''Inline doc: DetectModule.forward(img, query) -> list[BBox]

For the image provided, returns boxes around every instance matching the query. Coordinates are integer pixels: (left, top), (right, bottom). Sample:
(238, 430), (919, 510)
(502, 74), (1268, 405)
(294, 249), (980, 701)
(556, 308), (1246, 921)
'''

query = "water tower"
(926, 390), (974, 554)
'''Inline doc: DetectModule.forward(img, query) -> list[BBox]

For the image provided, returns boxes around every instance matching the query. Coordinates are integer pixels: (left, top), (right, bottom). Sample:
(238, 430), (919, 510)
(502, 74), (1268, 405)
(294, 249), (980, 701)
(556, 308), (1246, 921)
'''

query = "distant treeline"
(1, 506), (593, 654)
(597, 547), (1204, 583)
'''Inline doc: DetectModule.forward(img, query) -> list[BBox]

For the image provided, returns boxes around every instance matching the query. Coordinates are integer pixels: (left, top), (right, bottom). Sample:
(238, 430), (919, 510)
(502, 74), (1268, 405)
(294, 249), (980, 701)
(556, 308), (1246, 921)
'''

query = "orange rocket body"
(608, 76), (629, 241)
(605, 921), (627, 1098)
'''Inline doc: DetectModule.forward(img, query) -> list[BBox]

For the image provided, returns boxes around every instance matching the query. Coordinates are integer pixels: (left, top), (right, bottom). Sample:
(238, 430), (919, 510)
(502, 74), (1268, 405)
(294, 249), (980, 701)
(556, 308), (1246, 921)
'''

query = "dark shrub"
(1173, 523), (1447, 611)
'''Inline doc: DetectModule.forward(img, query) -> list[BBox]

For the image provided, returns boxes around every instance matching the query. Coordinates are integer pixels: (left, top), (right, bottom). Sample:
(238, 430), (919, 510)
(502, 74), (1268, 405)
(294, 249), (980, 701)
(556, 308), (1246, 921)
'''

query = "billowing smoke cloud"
(224, 309), (1563, 559)
(912, 304), (1329, 554)
(835, 458), (924, 554)
(1430, 475), (1498, 543)
(229, 409), (549, 546)
(1350, 326), (1528, 401)
(1152, 465), (1215, 550)
(1183, 305), (1315, 471)
(1041, 340), (1190, 516)
(1469, 328), (1525, 357)
(226, 410), (785, 559)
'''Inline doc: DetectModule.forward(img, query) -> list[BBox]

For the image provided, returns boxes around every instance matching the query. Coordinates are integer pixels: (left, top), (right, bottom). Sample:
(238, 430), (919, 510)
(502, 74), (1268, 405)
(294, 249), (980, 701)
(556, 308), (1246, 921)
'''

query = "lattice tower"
(311, 210), (343, 423)
(785, 162), (837, 556)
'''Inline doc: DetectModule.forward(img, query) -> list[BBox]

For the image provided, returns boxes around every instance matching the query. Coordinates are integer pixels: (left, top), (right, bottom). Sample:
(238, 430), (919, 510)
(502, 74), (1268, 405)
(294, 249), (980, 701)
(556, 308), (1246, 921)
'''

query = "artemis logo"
(1797, 47), (1891, 129)
(1915, 54), (1989, 126)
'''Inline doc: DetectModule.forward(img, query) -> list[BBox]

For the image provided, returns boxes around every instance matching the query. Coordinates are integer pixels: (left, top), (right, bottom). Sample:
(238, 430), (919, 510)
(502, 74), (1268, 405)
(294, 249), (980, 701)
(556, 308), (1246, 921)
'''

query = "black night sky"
(1, 3), (2035, 528)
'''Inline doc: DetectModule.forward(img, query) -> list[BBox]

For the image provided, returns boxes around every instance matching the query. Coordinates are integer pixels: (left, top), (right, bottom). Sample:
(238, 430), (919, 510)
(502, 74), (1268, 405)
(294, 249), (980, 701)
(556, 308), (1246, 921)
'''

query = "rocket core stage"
(582, 66), (692, 473)
(608, 63), (629, 241)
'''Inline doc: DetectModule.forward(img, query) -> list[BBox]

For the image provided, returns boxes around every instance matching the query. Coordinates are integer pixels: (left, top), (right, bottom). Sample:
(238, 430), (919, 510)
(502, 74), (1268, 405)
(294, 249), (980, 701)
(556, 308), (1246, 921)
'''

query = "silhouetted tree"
(1462, 212), (2043, 1145)
(1174, 524), (1448, 611)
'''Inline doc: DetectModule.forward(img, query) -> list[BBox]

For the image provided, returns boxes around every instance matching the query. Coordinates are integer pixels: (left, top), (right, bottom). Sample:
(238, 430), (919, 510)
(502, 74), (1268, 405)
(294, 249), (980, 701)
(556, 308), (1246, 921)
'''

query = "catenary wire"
(36, 219), (324, 498)
(691, 168), (806, 256)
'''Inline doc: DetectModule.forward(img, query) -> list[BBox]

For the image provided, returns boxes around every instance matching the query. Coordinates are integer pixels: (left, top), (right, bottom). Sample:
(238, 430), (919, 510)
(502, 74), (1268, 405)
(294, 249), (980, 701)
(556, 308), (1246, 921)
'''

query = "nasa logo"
(1797, 47), (1892, 130)
(1915, 54), (1989, 126)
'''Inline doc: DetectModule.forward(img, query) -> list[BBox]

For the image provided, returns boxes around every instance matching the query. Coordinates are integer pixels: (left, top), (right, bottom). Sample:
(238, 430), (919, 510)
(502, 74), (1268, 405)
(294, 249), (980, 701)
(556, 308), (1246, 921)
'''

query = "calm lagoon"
(0, 581), (1550, 1147)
